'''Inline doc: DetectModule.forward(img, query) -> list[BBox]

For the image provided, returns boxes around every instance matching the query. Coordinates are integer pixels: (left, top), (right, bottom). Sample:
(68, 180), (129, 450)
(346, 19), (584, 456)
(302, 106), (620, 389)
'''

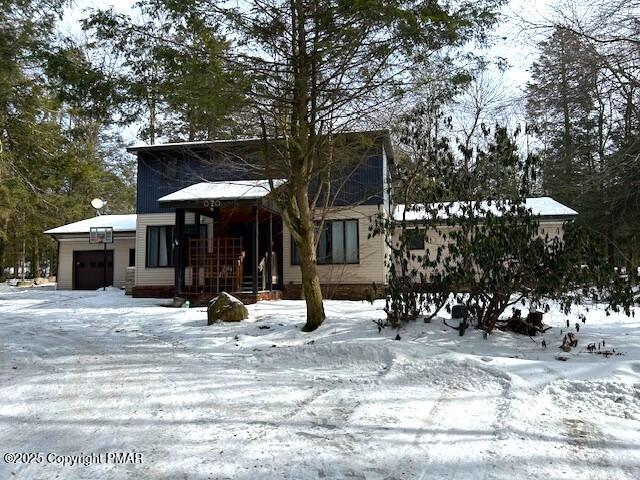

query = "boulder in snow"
(34, 277), (49, 285)
(207, 292), (248, 324)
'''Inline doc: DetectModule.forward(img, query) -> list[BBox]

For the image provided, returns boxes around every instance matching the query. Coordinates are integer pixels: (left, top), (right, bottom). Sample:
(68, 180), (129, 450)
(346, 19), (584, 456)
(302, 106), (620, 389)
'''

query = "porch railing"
(183, 237), (243, 295)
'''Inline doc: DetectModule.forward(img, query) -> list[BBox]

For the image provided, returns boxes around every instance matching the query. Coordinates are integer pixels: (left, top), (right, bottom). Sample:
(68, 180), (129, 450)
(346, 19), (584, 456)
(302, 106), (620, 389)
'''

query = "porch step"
(241, 275), (263, 292)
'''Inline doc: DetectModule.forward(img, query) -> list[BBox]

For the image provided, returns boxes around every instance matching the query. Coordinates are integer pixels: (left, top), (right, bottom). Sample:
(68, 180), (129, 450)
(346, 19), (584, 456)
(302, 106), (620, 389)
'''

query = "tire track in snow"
(563, 416), (612, 478)
(480, 379), (514, 480)
(1, 301), (224, 480)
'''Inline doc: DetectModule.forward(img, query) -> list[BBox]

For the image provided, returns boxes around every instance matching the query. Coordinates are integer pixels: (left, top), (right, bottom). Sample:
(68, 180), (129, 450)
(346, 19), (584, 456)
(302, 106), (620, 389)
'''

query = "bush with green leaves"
(374, 112), (635, 332)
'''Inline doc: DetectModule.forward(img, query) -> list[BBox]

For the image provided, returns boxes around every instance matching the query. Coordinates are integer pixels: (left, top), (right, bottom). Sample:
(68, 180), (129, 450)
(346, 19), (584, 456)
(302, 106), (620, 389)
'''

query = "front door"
(74, 250), (114, 290)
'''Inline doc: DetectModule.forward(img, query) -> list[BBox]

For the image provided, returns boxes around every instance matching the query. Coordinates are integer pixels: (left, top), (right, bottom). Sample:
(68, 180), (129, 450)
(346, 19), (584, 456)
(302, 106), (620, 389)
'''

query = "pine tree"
(220, 0), (505, 331)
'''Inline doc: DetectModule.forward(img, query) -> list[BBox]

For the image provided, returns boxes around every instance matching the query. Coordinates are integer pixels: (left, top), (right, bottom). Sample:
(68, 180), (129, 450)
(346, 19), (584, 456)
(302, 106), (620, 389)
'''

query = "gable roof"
(44, 214), (137, 235)
(394, 197), (578, 222)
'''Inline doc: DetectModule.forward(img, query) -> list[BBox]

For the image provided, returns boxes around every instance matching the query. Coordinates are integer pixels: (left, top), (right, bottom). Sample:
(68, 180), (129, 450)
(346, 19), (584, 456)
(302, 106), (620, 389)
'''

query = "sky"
(60, 0), (560, 143)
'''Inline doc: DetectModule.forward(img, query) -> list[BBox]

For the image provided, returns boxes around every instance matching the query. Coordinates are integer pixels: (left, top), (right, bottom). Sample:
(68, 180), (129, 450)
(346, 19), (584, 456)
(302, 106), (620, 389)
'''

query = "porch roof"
(157, 179), (286, 205)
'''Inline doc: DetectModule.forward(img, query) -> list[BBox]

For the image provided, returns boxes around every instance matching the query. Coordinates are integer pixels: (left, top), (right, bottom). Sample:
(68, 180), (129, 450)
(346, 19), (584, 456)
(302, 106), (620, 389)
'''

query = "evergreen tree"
(526, 24), (640, 275)
(219, 0), (505, 331)
(375, 109), (634, 330)
(82, 0), (247, 143)
(0, 0), (135, 279)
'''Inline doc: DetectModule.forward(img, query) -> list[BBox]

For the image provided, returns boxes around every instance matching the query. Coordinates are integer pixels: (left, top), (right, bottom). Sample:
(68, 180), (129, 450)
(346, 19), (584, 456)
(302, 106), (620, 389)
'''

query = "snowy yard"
(1, 286), (639, 480)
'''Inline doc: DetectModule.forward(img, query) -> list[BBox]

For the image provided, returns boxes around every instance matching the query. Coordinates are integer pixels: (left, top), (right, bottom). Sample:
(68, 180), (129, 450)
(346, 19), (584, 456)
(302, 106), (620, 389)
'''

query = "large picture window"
(291, 219), (359, 265)
(146, 226), (174, 267)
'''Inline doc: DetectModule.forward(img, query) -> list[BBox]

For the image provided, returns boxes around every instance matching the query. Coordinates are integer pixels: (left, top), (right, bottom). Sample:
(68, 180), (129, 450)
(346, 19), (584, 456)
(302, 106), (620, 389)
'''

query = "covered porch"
(158, 180), (285, 305)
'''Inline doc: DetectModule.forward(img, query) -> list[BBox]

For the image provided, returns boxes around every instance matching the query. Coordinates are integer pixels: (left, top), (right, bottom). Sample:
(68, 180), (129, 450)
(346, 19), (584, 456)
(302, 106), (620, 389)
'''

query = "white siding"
(134, 213), (176, 287)
(56, 235), (135, 290)
(136, 207), (390, 289)
(282, 205), (387, 286)
(391, 219), (571, 276)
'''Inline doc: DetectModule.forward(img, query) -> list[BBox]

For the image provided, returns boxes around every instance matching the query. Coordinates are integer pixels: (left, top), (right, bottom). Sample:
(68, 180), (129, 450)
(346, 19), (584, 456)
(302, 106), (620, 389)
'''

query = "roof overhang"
(157, 179), (286, 209)
(44, 214), (137, 236)
(393, 197), (578, 224)
(127, 129), (394, 161)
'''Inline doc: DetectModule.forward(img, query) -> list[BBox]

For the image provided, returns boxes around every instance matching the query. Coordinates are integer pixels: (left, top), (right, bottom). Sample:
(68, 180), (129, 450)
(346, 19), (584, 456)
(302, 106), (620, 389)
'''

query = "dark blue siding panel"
(135, 145), (385, 214)
(332, 153), (384, 206)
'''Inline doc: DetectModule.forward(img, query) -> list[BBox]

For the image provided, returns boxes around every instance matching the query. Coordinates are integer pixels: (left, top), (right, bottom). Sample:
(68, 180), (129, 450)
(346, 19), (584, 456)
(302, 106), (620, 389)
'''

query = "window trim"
(145, 225), (175, 268)
(291, 219), (360, 266)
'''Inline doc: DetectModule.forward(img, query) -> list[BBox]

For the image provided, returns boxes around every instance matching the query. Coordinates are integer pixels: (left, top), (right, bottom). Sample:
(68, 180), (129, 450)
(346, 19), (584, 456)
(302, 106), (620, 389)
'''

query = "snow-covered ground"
(1, 285), (639, 480)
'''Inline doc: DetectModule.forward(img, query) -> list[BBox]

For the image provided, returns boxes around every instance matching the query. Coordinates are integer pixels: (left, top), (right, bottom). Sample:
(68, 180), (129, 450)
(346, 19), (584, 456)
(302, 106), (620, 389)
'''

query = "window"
(407, 228), (425, 250)
(146, 226), (174, 267)
(291, 219), (359, 265)
(129, 249), (135, 267)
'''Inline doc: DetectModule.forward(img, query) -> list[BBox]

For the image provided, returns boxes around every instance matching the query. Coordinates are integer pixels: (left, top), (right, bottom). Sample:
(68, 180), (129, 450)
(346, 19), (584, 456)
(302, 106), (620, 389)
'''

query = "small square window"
(407, 229), (425, 250)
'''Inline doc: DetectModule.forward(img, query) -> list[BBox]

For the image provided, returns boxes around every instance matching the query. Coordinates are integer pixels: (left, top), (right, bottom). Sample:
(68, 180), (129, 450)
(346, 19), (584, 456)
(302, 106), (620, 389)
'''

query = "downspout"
(55, 236), (60, 290)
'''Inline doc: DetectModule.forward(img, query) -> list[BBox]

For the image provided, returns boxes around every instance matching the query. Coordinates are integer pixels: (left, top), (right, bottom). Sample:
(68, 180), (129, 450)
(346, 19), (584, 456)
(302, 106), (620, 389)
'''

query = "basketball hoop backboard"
(89, 226), (113, 244)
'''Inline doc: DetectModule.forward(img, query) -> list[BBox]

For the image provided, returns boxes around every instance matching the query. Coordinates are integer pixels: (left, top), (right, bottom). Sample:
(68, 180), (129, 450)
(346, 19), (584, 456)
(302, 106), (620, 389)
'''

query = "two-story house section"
(127, 130), (393, 304)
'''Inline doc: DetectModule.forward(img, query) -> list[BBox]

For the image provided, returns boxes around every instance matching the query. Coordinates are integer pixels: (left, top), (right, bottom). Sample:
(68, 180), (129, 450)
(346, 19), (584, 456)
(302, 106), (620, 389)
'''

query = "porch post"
(194, 211), (201, 236)
(174, 208), (186, 296)
(267, 211), (273, 290)
(195, 211), (201, 289)
(252, 205), (259, 294)
(213, 206), (220, 293)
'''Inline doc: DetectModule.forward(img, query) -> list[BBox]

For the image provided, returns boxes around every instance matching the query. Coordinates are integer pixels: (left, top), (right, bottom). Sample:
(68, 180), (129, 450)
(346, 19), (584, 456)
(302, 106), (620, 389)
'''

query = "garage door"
(73, 250), (114, 290)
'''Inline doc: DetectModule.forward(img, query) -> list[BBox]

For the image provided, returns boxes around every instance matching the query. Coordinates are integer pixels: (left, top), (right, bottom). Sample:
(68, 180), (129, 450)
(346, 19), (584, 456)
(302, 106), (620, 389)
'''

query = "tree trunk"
(293, 176), (326, 331)
(33, 236), (40, 277)
(0, 233), (5, 277)
(21, 237), (26, 280)
(299, 228), (325, 332)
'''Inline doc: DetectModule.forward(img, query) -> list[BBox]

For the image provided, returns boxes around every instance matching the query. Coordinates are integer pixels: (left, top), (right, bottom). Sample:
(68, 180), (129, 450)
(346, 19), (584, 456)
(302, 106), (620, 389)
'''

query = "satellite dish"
(91, 198), (105, 210)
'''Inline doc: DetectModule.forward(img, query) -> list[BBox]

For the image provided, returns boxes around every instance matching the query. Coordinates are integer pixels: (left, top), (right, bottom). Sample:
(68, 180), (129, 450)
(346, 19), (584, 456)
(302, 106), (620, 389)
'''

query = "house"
(46, 130), (393, 302)
(131, 131), (392, 303)
(44, 130), (578, 302)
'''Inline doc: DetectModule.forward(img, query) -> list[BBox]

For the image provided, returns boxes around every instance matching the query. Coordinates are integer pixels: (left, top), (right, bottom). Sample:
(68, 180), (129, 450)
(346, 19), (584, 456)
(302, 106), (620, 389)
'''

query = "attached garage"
(45, 215), (136, 290)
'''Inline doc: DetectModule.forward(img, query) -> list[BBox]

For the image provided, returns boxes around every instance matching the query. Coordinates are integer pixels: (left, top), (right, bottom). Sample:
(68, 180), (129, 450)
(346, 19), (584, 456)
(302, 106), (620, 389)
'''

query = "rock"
(34, 277), (49, 285)
(207, 292), (248, 324)
(16, 280), (33, 288)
